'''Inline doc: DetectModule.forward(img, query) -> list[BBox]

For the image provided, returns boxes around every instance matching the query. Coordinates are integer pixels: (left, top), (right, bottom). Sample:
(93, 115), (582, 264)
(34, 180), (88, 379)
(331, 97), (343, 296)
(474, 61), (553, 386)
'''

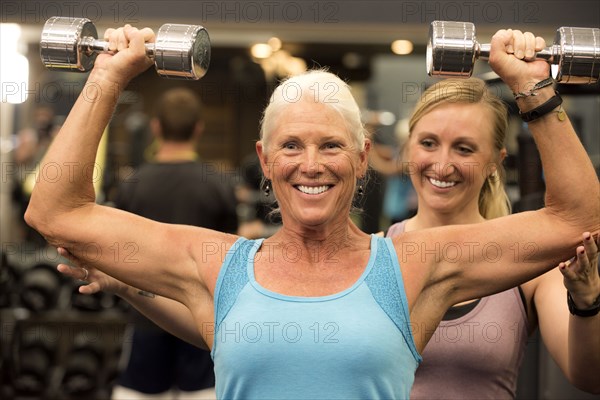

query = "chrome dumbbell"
(427, 20), (600, 84)
(40, 16), (211, 80)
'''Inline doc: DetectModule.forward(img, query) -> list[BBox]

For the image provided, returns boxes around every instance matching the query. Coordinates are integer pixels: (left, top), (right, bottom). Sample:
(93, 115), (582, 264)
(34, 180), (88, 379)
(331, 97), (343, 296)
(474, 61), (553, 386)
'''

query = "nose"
(300, 146), (322, 177)
(435, 149), (457, 178)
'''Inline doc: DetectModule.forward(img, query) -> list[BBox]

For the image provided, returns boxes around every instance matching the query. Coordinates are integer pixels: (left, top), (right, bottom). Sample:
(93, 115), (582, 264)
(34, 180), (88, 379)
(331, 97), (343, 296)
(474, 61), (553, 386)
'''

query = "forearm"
(518, 87), (599, 234)
(26, 25), (151, 233)
(567, 315), (600, 393)
(565, 255), (600, 393)
(26, 73), (123, 228)
(488, 29), (599, 240)
(535, 256), (599, 394)
(118, 285), (208, 349)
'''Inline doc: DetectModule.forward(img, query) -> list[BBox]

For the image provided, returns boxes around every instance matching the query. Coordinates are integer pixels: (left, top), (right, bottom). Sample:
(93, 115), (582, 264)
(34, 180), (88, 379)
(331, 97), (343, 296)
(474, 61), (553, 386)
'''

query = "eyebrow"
(454, 136), (478, 145)
(416, 131), (477, 142)
(275, 133), (348, 143)
(415, 132), (480, 148)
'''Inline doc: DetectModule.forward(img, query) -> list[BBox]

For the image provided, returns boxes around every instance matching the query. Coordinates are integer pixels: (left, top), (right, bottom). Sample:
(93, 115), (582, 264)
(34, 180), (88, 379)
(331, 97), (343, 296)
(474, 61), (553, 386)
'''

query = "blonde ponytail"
(479, 170), (511, 219)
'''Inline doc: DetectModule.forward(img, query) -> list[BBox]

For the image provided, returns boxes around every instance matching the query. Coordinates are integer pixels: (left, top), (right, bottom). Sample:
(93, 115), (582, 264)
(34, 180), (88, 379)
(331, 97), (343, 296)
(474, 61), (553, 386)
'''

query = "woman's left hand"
(559, 232), (600, 309)
(57, 247), (130, 296)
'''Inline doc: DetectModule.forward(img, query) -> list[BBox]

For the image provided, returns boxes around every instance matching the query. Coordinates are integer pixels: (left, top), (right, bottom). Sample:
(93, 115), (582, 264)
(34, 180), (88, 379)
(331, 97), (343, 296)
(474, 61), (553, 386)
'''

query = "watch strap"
(567, 291), (600, 317)
(520, 91), (563, 123)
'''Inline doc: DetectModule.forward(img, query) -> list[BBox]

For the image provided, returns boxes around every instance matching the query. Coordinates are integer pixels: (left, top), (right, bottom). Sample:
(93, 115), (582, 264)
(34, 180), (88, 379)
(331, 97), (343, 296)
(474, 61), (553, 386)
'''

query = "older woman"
(27, 25), (598, 399)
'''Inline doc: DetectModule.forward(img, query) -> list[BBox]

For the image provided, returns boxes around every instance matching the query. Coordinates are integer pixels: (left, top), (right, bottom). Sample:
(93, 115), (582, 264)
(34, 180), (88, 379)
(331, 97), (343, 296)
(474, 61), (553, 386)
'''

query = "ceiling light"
(251, 43), (273, 59)
(267, 37), (282, 51)
(391, 40), (414, 55)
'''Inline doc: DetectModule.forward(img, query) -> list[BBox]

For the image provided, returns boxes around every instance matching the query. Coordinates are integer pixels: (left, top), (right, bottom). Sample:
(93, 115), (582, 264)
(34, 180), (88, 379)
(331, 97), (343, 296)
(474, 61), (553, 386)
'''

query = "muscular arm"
(57, 248), (214, 350)
(117, 286), (210, 350)
(24, 27), (233, 316)
(445, 102), (598, 303)
(400, 30), (599, 336)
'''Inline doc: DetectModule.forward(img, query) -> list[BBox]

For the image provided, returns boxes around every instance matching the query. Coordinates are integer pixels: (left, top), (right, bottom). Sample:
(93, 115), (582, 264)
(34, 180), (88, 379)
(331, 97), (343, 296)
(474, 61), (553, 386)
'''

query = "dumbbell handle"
(429, 21), (599, 83)
(476, 43), (558, 63)
(41, 17), (210, 80)
(79, 36), (157, 58)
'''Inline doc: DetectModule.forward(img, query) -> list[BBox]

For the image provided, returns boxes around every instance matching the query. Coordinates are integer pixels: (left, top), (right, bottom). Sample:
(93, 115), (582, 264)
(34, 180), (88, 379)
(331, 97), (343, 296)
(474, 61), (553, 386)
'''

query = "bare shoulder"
(390, 230), (438, 309)
(183, 226), (241, 293)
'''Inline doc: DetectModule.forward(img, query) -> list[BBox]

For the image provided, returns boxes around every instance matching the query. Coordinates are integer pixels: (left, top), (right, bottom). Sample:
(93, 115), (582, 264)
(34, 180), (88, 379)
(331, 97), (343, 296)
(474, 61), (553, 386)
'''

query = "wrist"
(515, 86), (556, 112)
(518, 90), (564, 123)
(87, 70), (129, 96)
(568, 291), (600, 317)
(569, 289), (600, 309)
(513, 77), (555, 100)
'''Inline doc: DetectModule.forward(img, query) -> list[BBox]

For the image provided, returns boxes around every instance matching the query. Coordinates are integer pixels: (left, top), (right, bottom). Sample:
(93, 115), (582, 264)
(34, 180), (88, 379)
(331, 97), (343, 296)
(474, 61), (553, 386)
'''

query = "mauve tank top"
(387, 220), (529, 399)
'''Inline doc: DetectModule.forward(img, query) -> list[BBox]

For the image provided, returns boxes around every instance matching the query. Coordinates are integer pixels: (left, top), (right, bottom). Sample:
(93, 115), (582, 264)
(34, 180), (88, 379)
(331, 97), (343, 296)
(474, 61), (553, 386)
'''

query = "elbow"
(25, 189), (95, 247)
(24, 198), (45, 235)
(543, 199), (600, 238)
(24, 201), (52, 243)
(24, 194), (60, 244)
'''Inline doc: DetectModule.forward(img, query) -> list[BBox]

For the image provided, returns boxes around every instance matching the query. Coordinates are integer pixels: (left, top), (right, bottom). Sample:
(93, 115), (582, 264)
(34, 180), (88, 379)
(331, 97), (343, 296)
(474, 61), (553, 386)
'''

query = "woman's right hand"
(56, 247), (130, 296)
(92, 24), (155, 86)
(489, 28), (550, 95)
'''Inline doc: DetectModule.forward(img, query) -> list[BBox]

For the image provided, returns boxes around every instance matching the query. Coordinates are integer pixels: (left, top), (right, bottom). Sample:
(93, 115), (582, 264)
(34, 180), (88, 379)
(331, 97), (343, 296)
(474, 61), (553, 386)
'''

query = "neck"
(406, 207), (485, 231)
(271, 218), (369, 264)
(154, 140), (198, 162)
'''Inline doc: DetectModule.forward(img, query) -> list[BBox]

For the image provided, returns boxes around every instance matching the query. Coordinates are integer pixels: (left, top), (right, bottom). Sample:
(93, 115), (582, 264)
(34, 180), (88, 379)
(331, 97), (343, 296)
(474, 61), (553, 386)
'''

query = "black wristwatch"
(519, 91), (563, 122)
(567, 292), (600, 317)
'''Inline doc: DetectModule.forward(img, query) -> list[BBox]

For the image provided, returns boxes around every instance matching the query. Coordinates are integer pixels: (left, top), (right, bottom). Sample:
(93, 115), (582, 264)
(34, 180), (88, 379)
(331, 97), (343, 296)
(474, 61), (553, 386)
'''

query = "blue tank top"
(211, 234), (422, 399)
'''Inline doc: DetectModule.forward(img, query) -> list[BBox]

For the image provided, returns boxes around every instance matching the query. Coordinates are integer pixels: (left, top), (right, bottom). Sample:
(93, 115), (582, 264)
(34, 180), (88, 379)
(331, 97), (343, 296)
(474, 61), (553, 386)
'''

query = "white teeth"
(429, 178), (456, 188)
(297, 185), (330, 195)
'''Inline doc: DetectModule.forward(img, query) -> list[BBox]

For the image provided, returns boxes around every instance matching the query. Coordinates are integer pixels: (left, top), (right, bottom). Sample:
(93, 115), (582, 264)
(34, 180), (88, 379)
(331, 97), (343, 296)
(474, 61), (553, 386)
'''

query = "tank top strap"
(213, 237), (263, 334)
(365, 236), (422, 363)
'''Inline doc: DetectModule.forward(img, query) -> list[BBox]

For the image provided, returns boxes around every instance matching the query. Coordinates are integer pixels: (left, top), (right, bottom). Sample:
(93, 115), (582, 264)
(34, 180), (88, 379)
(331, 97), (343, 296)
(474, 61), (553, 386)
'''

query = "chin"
(297, 213), (330, 227)
(425, 199), (458, 213)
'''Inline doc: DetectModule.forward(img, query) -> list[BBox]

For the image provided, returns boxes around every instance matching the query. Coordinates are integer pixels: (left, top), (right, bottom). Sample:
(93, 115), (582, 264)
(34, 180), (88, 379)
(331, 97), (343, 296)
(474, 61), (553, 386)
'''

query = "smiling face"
(257, 99), (369, 231)
(406, 102), (502, 218)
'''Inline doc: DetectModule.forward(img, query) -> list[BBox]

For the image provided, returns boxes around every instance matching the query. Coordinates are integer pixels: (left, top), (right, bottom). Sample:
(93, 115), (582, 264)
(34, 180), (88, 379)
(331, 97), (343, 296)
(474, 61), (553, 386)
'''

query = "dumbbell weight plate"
(553, 27), (600, 84)
(427, 21), (477, 78)
(40, 16), (98, 72)
(154, 24), (211, 80)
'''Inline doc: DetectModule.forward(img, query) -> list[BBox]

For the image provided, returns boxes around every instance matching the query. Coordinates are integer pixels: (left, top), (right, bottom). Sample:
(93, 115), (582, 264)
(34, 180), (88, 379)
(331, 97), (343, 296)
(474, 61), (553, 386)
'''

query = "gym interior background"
(1, 1), (599, 399)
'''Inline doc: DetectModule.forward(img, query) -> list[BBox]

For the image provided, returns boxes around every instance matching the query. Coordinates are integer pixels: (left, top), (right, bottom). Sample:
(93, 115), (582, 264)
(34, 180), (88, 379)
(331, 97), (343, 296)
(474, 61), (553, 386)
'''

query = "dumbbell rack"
(1, 308), (127, 400)
(0, 251), (129, 400)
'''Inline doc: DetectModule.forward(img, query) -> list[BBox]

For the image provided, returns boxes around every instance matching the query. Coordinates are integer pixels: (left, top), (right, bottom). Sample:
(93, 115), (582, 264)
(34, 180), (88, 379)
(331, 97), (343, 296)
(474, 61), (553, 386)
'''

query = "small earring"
(357, 184), (364, 197)
(264, 181), (271, 197)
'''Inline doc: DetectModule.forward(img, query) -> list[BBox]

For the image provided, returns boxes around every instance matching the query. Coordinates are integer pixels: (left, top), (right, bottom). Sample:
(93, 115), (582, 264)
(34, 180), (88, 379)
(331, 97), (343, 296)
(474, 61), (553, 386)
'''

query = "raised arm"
(401, 29), (599, 315)
(24, 26), (233, 315)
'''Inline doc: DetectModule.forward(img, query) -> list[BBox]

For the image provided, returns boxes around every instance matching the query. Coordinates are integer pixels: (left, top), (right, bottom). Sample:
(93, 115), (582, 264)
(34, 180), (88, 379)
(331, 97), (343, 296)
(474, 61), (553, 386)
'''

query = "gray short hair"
(260, 69), (367, 152)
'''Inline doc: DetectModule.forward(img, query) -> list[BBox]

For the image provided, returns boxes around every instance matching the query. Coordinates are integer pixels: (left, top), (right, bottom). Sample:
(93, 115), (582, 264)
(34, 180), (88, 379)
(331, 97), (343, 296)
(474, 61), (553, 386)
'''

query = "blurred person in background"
(111, 87), (237, 400)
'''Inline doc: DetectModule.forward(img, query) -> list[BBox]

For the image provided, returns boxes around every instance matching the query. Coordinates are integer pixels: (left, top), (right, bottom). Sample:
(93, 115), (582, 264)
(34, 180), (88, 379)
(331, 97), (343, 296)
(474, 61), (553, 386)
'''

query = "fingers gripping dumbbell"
(427, 20), (600, 84)
(40, 16), (210, 80)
